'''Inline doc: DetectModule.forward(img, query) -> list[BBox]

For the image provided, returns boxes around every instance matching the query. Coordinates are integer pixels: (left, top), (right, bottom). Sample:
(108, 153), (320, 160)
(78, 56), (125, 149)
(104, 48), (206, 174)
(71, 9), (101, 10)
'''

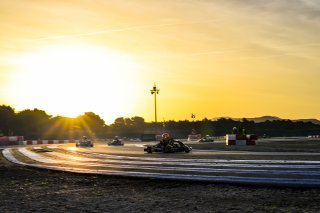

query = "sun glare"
(7, 44), (140, 123)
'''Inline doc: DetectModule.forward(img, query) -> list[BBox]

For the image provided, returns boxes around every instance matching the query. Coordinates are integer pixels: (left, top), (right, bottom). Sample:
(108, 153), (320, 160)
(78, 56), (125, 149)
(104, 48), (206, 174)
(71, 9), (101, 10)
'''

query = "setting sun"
(2, 1), (320, 208)
(1, 0), (320, 123)
(6, 44), (140, 123)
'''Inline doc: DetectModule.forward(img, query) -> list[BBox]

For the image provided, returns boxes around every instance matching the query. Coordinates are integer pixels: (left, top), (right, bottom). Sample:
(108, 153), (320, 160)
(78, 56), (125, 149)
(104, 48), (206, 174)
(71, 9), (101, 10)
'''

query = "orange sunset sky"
(1, 0), (320, 124)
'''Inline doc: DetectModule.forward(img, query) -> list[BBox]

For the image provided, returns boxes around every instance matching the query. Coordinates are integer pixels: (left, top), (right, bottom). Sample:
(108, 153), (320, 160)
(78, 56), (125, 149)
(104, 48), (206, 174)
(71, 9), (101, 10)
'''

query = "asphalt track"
(3, 141), (320, 187)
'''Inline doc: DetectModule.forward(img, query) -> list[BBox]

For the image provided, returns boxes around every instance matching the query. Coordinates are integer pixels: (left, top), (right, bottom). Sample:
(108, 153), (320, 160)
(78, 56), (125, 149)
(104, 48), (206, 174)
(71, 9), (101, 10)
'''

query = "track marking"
(18, 148), (62, 164)
(74, 151), (320, 164)
(3, 148), (320, 187)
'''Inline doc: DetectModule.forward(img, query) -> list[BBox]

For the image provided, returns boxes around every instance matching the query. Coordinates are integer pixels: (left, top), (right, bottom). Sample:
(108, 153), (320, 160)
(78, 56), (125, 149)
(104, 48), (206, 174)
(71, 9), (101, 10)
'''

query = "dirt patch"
(1, 153), (320, 212)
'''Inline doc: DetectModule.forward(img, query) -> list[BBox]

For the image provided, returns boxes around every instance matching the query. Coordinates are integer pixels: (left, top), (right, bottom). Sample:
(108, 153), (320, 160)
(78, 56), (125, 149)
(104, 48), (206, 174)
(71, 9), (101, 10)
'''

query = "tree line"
(1, 105), (320, 140)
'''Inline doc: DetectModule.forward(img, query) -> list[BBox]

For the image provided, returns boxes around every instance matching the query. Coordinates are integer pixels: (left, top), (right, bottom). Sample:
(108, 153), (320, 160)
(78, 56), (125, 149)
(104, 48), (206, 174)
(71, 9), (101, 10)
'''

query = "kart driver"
(159, 133), (174, 151)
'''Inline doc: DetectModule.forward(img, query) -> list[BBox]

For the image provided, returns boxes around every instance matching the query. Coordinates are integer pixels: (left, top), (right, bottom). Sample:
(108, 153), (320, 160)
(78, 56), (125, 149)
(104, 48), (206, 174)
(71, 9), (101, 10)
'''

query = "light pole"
(191, 113), (196, 134)
(150, 83), (160, 125)
(162, 118), (166, 132)
(191, 113), (195, 122)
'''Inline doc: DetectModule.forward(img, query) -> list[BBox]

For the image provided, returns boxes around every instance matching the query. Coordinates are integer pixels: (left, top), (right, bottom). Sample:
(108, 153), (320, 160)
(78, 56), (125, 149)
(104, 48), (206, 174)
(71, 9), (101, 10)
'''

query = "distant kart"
(144, 140), (192, 153)
(76, 138), (93, 147)
(198, 137), (214, 142)
(108, 139), (124, 146)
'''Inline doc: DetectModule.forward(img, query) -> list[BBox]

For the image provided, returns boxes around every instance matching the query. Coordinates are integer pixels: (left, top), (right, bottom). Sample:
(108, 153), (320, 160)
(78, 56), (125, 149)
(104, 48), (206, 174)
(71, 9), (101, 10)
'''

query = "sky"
(1, 0), (320, 124)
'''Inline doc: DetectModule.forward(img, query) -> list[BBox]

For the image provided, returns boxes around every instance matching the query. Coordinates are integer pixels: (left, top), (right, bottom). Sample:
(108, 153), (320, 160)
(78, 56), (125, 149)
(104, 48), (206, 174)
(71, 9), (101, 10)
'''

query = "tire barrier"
(19, 140), (79, 145)
(0, 136), (24, 146)
(226, 134), (258, 145)
(308, 135), (320, 138)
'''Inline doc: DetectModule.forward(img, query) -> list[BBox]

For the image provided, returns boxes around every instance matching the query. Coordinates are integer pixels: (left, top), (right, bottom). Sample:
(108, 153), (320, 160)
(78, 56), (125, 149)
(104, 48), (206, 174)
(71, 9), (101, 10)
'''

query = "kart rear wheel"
(164, 146), (171, 153)
(147, 147), (152, 153)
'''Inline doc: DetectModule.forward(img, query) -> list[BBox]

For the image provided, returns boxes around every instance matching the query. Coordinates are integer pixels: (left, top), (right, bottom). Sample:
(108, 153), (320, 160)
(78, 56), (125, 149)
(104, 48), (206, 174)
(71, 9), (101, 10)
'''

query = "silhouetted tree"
(15, 108), (51, 139)
(76, 112), (106, 138)
(44, 116), (78, 139)
(0, 105), (15, 135)
(2, 104), (320, 139)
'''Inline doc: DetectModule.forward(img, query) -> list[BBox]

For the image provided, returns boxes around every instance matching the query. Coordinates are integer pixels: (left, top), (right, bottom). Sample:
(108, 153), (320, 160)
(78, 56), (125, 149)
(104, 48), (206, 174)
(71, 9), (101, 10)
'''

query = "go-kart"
(198, 137), (214, 142)
(144, 140), (192, 153)
(76, 138), (93, 147)
(107, 139), (124, 146)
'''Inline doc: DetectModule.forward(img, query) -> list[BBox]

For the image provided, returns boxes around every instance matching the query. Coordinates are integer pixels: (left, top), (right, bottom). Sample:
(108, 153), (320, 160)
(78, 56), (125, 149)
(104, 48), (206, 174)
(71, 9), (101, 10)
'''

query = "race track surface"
(3, 141), (320, 187)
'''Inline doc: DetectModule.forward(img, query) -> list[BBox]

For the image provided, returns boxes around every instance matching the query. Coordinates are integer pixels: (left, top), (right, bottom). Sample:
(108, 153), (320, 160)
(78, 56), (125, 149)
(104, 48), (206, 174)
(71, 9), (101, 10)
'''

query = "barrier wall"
(19, 140), (79, 145)
(308, 135), (320, 138)
(0, 136), (24, 146)
(0, 138), (79, 146)
(226, 134), (257, 145)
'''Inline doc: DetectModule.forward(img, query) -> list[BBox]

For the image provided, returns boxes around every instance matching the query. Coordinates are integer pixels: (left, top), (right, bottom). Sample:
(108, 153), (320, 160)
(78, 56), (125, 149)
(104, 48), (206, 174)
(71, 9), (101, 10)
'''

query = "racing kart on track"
(197, 135), (214, 142)
(76, 137), (93, 147)
(144, 140), (192, 153)
(107, 139), (124, 146)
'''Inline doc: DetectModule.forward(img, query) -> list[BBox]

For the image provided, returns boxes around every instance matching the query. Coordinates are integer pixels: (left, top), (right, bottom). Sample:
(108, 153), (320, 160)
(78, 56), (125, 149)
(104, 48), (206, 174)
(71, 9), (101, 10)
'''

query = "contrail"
(157, 43), (320, 59)
(139, 42), (320, 59)
(173, 48), (246, 57)
(25, 20), (218, 42)
(235, 43), (320, 61)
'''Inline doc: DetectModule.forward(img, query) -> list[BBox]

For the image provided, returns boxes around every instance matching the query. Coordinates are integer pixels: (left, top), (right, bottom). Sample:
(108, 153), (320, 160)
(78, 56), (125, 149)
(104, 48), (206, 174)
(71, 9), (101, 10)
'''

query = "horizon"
(1, 1), (320, 124)
(3, 104), (320, 125)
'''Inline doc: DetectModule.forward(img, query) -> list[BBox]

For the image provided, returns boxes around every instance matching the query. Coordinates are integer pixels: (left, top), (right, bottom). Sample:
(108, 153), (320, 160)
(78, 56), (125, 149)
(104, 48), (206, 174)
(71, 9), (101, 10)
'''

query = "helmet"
(162, 133), (170, 140)
(83, 136), (87, 139)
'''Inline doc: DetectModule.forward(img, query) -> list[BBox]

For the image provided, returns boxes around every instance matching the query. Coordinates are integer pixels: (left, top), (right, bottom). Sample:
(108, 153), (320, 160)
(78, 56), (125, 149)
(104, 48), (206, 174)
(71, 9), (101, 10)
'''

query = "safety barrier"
(0, 136), (24, 146)
(226, 134), (258, 145)
(308, 135), (320, 138)
(19, 140), (79, 145)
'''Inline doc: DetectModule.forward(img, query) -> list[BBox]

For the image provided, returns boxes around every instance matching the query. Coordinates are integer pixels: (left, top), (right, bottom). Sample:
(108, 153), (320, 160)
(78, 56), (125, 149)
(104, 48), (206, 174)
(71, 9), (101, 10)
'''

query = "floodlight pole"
(191, 113), (196, 134)
(150, 83), (160, 131)
(191, 113), (195, 122)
